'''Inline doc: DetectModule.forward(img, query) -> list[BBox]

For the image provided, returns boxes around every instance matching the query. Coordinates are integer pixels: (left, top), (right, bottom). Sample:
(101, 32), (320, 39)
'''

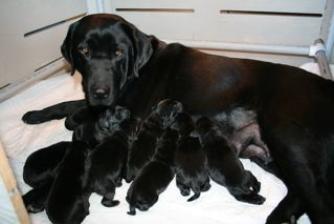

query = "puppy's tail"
(187, 192), (200, 202)
(127, 205), (136, 216)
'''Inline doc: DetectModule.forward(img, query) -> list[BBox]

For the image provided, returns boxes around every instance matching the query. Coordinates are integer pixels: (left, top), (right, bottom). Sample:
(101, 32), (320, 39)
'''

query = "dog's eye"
(78, 47), (90, 57)
(115, 48), (123, 57)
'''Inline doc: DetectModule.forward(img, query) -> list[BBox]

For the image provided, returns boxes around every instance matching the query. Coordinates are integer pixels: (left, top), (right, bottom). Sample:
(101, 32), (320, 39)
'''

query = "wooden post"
(0, 141), (30, 224)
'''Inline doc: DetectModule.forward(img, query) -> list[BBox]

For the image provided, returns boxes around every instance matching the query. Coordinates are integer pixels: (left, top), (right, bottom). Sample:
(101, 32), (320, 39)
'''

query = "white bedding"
(0, 70), (313, 224)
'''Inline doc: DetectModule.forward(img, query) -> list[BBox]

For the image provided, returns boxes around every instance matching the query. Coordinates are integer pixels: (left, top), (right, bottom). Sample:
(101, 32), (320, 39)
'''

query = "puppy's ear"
(61, 22), (78, 75)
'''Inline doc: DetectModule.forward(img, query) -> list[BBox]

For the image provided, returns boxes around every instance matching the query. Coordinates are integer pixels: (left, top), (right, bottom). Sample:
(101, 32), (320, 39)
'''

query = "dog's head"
(151, 99), (183, 129)
(61, 14), (154, 106)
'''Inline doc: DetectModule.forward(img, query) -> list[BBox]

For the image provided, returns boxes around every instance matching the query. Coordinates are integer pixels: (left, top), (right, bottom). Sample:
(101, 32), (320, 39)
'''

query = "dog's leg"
(23, 183), (52, 213)
(176, 174), (190, 196)
(262, 124), (334, 223)
(101, 183), (120, 207)
(22, 99), (86, 124)
(266, 191), (303, 224)
(127, 205), (136, 215)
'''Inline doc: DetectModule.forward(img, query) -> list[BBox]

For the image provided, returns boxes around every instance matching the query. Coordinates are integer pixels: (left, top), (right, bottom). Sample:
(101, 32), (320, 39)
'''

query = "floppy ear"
(122, 22), (153, 79)
(61, 23), (78, 75)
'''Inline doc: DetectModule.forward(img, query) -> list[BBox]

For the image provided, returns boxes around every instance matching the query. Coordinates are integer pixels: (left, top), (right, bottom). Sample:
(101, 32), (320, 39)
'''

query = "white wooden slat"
(194, 14), (322, 45)
(215, 0), (326, 14)
(106, 0), (197, 10)
(114, 12), (195, 40)
(0, 21), (72, 87)
(0, 0), (87, 35)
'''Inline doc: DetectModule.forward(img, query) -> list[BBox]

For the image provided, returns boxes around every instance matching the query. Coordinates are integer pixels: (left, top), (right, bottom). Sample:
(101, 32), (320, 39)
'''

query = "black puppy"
(23, 141), (70, 213)
(172, 112), (210, 201)
(87, 105), (132, 207)
(126, 128), (178, 215)
(196, 116), (265, 205)
(126, 99), (183, 182)
(46, 141), (91, 224)
(23, 106), (134, 213)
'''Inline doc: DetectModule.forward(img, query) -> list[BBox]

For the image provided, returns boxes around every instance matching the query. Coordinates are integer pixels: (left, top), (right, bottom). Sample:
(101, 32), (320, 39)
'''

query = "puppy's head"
(170, 112), (194, 136)
(152, 99), (183, 129)
(196, 116), (214, 136)
(61, 14), (154, 107)
(95, 105), (131, 141)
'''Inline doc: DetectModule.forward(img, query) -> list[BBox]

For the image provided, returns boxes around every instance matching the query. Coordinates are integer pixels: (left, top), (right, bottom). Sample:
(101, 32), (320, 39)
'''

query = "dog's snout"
(92, 87), (110, 100)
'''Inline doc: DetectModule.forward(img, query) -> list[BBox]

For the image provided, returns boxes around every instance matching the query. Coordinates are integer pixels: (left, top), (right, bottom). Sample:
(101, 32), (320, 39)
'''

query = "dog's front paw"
(22, 111), (46, 124)
(250, 194), (266, 205)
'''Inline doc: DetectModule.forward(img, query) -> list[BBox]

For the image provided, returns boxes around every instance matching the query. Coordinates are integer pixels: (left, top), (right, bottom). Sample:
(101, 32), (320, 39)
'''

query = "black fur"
(197, 117), (265, 205)
(22, 14), (334, 222)
(45, 141), (91, 224)
(126, 128), (177, 215)
(126, 99), (183, 182)
(172, 112), (210, 201)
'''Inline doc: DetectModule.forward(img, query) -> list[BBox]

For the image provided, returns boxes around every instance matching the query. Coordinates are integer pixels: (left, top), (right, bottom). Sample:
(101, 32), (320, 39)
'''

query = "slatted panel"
(0, 0), (87, 87)
(106, 0), (325, 45)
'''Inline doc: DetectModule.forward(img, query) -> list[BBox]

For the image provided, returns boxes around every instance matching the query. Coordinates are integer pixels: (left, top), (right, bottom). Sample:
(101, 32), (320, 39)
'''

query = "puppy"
(87, 106), (132, 207)
(46, 141), (91, 224)
(23, 106), (135, 213)
(126, 128), (178, 215)
(196, 116), (265, 205)
(126, 99), (183, 182)
(172, 112), (210, 201)
(46, 106), (132, 223)
(23, 141), (70, 213)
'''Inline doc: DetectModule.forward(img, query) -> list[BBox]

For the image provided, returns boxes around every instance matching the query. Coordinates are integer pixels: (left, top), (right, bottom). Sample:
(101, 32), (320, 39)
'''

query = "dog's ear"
(61, 22), (78, 75)
(122, 22), (153, 79)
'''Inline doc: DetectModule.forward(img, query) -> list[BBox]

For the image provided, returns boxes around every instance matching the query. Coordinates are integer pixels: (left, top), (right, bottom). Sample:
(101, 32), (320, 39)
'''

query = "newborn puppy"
(46, 107), (132, 223)
(23, 141), (70, 213)
(23, 106), (135, 213)
(126, 99), (183, 182)
(46, 141), (91, 224)
(214, 107), (271, 164)
(126, 128), (178, 215)
(172, 113), (210, 201)
(197, 117), (265, 205)
(88, 106), (132, 207)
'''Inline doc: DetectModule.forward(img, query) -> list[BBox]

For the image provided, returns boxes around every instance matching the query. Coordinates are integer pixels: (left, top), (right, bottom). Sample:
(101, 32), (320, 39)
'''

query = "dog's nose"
(93, 87), (110, 99)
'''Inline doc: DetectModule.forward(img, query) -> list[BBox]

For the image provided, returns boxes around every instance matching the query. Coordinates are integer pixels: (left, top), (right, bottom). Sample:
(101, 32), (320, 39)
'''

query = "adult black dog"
(22, 14), (334, 223)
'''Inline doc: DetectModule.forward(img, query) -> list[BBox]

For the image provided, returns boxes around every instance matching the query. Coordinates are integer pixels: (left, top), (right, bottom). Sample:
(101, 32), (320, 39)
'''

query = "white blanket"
(0, 70), (312, 224)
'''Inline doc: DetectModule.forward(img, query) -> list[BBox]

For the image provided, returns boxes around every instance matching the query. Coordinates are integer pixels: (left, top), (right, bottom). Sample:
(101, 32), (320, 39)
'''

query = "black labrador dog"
(22, 14), (334, 223)
(172, 112), (211, 202)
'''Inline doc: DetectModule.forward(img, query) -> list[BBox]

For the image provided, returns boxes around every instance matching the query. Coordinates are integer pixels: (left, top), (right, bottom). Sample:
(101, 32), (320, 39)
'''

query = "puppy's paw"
(127, 206), (136, 215)
(101, 198), (120, 207)
(64, 117), (78, 130)
(22, 111), (46, 124)
(180, 188), (190, 196)
(25, 203), (45, 213)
